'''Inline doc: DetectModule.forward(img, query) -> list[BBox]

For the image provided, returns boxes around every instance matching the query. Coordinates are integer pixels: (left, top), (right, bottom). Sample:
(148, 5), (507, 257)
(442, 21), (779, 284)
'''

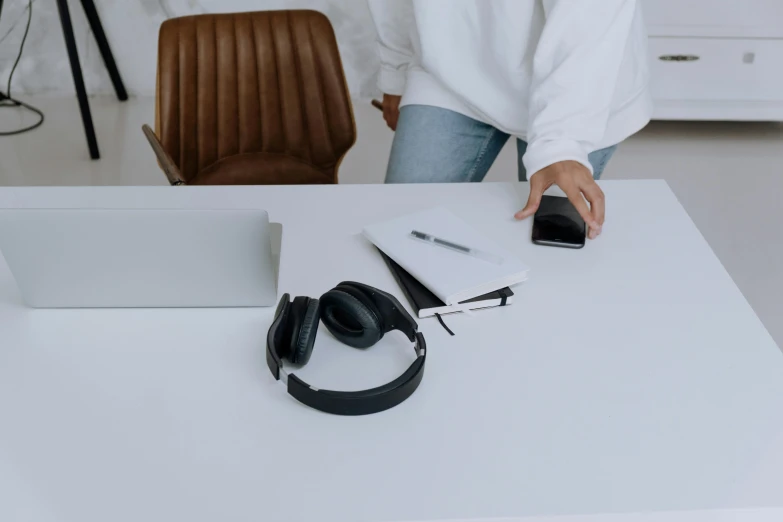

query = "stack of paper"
(363, 207), (529, 314)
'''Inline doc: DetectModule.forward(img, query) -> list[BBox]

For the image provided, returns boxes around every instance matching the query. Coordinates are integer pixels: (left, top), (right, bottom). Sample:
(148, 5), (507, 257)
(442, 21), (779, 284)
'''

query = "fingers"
(389, 109), (399, 131)
(574, 176), (605, 239)
(561, 182), (601, 239)
(515, 161), (607, 241)
(515, 175), (549, 220)
(383, 105), (399, 131)
(515, 190), (542, 221)
(582, 181), (606, 229)
(382, 94), (402, 131)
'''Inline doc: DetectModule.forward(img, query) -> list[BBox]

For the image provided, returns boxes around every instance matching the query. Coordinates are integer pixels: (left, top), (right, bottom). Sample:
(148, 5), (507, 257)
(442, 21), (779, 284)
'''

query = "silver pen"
(410, 230), (504, 265)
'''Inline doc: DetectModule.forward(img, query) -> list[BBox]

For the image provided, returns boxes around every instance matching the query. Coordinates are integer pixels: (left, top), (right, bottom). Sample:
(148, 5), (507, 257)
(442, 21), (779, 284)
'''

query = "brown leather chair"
(142, 10), (356, 186)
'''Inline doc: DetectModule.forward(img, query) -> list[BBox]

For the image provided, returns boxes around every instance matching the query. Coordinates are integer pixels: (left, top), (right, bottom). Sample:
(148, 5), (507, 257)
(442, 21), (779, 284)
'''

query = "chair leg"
(56, 0), (100, 160)
(79, 0), (128, 101)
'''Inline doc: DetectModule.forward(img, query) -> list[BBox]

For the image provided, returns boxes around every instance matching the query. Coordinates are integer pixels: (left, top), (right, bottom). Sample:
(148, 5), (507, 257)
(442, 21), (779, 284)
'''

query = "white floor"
(2, 96), (782, 349)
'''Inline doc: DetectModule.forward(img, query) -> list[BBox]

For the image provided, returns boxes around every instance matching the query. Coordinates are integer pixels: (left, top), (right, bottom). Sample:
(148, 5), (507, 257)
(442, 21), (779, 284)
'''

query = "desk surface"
(1, 182), (782, 522)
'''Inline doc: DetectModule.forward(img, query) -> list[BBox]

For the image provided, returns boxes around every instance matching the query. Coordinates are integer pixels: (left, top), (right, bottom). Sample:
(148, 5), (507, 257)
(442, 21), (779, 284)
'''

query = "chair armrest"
(141, 124), (186, 186)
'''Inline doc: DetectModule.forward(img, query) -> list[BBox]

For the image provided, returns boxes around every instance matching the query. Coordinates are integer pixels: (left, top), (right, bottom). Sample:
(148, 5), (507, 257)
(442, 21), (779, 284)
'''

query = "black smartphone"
(532, 195), (586, 249)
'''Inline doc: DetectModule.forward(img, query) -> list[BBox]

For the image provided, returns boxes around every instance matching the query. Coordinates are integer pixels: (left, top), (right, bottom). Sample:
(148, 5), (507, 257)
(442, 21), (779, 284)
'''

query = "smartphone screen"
(532, 195), (586, 249)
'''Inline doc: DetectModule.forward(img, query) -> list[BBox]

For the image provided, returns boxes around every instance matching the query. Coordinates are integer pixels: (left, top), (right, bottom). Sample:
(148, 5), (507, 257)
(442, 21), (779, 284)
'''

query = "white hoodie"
(368, 0), (653, 178)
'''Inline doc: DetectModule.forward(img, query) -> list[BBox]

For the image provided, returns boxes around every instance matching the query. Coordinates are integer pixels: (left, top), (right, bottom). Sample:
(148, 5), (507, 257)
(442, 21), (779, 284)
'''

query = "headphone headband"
(266, 284), (427, 416)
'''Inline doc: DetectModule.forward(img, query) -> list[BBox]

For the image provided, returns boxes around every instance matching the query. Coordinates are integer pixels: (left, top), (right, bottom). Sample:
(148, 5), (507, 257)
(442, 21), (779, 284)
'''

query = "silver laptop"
(0, 209), (279, 308)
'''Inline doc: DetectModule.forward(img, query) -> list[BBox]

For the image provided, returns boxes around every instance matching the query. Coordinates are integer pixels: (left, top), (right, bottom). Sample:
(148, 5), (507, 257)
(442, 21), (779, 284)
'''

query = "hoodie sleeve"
(523, 0), (638, 179)
(367, 0), (416, 96)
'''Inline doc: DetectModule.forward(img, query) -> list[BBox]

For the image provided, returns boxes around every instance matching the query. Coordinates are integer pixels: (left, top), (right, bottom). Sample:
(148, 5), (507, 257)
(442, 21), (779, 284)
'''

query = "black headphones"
(266, 282), (427, 416)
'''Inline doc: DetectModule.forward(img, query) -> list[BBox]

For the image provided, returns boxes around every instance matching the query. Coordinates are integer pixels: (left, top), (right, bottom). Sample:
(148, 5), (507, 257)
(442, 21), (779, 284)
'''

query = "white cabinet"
(643, 0), (783, 38)
(643, 0), (783, 121)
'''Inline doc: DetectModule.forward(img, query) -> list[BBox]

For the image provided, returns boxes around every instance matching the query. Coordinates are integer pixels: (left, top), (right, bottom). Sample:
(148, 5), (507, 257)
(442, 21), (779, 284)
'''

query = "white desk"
(1, 182), (782, 522)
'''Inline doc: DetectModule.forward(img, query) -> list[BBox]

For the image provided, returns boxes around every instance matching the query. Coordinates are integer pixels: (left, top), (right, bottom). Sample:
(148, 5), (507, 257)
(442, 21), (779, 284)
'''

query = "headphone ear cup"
(320, 289), (383, 349)
(288, 297), (320, 366)
(335, 283), (385, 331)
(271, 295), (294, 361)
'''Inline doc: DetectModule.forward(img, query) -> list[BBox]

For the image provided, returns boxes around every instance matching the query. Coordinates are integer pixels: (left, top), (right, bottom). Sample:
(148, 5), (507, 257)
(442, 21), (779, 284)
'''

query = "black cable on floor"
(0, 0), (45, 137)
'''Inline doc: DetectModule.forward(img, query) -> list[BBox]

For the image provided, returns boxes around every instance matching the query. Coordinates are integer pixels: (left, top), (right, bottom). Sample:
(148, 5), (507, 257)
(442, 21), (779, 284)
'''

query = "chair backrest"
(155, 11), (356, 185)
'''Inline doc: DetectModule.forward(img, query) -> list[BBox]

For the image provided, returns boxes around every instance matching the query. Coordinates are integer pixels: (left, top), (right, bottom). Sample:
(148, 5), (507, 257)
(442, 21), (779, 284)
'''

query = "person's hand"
(515, 161), (605, 240)
(381, 94), (402, 131)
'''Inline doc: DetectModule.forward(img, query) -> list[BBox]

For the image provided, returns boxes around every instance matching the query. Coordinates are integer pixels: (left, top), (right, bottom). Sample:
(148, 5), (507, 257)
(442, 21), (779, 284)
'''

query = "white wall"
(0, 0), (380, 98)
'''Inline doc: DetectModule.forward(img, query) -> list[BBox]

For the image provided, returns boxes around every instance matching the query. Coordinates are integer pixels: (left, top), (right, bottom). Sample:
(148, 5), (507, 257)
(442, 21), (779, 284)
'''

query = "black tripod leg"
(56, 0), (100, 159)
(79, 0), (128, 101)
(0, 0), (7, 98)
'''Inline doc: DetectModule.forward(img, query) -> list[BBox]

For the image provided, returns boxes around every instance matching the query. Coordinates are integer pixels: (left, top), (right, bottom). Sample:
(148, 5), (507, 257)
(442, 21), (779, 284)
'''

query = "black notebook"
(379, 250), (514, 319)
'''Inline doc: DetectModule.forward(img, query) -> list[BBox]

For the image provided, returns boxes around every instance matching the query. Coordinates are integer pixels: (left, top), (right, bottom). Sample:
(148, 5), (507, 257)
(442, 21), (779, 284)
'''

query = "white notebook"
(364, 207), (530, 305)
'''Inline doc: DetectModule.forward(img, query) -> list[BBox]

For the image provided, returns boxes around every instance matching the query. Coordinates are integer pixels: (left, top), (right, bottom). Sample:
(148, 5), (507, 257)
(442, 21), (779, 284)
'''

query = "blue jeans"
(386, 105), (618, 183)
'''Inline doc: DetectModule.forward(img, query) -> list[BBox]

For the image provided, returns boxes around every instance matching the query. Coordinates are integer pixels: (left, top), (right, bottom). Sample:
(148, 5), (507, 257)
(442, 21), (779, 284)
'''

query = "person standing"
(368, 0), (652, 239)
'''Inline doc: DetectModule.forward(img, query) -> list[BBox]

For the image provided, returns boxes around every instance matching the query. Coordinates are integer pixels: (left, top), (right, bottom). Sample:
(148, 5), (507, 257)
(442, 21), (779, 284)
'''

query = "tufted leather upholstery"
(151, 11), (356, 185)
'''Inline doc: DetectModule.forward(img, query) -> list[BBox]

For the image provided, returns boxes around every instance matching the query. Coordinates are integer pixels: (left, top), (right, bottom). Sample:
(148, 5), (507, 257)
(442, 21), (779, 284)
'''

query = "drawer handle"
(659, 54), (700, 62)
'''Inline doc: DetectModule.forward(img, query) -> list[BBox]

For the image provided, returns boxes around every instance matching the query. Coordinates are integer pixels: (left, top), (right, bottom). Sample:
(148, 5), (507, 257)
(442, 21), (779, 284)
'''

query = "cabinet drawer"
(649, 37), (783, 101)
(642, 0), (783, 38)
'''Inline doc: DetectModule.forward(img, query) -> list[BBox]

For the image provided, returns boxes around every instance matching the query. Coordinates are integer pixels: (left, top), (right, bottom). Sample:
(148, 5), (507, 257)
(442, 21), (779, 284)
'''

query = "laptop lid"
(0, 209), (278, 308)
